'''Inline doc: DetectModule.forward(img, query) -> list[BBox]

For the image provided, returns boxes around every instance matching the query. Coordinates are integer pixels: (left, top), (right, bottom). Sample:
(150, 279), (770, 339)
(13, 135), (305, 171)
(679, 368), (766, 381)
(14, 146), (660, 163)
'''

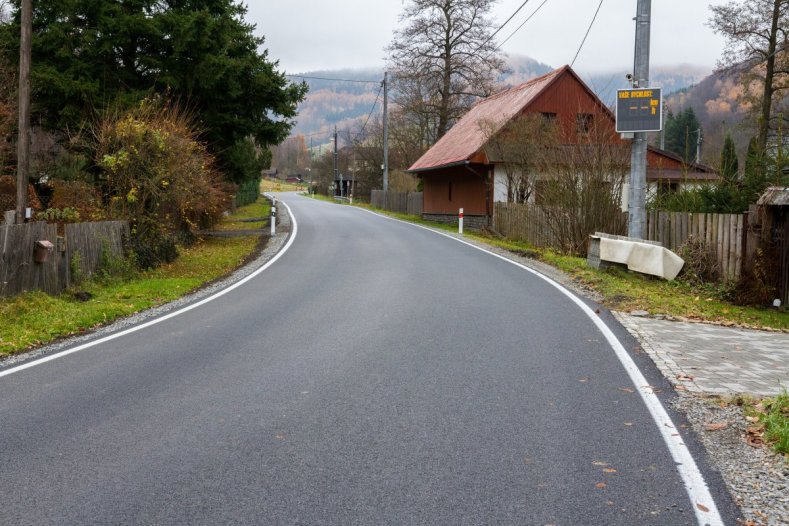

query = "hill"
(286, 56), (711, 150)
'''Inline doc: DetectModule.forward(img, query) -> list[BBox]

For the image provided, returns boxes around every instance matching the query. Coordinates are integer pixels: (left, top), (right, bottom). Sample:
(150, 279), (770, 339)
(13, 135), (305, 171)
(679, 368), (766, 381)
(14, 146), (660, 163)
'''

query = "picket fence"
(646, 210), (745, 282)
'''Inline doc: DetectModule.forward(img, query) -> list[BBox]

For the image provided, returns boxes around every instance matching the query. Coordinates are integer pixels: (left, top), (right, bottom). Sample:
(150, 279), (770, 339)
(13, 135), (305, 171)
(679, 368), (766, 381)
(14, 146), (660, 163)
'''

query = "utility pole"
(334, 126), (340, 197)
(627, 0), (651, 239)
(15, 0), (32, 224)
(695, 128), (702, 165)
(383, 71), (389, 192)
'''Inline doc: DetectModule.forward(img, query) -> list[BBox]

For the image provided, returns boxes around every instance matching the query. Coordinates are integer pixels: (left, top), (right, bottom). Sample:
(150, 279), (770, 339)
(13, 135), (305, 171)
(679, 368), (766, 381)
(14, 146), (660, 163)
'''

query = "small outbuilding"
(755, 187), (789, 305)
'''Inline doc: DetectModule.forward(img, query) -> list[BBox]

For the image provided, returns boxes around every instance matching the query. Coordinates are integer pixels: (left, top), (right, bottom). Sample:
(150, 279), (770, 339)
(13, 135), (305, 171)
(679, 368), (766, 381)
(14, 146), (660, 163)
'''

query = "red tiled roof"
(408, 67), (567, 172)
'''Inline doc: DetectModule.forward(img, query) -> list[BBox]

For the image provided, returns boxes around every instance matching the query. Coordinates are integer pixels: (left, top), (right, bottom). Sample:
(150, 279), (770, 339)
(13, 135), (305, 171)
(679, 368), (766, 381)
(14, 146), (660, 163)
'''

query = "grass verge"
(260, 178), (305, 193)
(734, 391), (789, 458)
(0, 201), (267, 357)
(214, 198), (270, 231)
(761, 391), (789, 456)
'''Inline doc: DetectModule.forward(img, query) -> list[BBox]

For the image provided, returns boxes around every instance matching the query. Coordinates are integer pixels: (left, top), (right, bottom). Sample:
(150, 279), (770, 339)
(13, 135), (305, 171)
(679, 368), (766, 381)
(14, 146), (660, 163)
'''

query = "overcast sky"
(250, 0), (728, 76)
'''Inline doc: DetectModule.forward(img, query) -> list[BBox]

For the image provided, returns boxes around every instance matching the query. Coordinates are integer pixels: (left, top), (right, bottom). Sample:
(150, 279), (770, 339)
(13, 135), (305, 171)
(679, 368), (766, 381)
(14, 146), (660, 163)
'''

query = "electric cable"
(571, 0), (604, 68)
(285, 74), (381, 85)
(484, 0), (551, 60)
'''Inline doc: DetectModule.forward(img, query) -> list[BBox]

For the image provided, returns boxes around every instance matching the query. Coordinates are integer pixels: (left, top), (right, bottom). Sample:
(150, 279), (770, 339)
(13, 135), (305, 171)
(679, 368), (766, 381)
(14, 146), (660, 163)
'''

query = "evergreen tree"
(0, 0), (307, 184)
(720, 132), (739, 186)
(742, 136), (767, 203)
(663, 107), (701, 164)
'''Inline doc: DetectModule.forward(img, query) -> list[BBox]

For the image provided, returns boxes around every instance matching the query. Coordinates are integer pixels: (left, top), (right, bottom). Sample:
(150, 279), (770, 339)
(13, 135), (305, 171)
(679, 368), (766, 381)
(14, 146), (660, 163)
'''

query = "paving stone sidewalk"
(614, 313), (789, 396)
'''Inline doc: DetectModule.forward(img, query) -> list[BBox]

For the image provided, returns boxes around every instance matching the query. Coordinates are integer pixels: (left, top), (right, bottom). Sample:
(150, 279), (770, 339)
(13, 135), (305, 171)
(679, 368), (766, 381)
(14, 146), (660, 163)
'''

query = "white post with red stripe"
(458, 208), (464, 235)
(271, 198), (277, 236)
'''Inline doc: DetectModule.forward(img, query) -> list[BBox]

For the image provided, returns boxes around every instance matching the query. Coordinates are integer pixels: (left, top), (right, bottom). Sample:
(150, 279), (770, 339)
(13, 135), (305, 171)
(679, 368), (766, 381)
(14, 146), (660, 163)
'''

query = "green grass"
(260, 178), (305, 193)
(0, 203), (265, 356)
(214, 199), (270, 231)
(761, 391), (789, 456)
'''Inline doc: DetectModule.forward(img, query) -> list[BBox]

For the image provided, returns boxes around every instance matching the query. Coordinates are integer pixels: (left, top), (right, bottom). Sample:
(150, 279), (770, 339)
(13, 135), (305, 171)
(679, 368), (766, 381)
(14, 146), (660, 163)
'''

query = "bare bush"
(534, 117), (629, 256)
(676, 236), (720, 285)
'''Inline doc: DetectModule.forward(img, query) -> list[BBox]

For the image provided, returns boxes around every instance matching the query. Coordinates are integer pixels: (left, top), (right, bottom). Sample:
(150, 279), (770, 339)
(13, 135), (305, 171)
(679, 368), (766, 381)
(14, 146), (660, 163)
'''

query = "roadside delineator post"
(459, 208), (464, 235)
(271, 198), (277, 236)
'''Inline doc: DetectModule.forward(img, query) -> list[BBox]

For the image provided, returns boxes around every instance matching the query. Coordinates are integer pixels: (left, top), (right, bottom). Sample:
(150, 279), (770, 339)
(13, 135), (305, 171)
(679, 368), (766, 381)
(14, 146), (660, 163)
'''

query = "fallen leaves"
(676, 373), (695, 381)
(746, 426), (765, 448)
(618, 387), (635, 393)
(696, 502), (710, 513)
(595, 482), (606, 489)
(704, 422), (729, 432)
(602, 468), (617, 473)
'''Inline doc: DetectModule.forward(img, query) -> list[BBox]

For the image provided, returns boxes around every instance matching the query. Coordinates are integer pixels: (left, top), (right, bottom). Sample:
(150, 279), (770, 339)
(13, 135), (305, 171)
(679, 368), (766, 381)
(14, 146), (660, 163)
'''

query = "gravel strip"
(672, 394), (789, 526)
(0, 200), (292, 369)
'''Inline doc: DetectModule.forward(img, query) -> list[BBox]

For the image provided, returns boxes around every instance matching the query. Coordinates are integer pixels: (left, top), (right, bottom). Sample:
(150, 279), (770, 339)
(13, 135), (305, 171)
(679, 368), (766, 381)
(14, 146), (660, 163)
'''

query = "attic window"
(576, 113), (593, 134)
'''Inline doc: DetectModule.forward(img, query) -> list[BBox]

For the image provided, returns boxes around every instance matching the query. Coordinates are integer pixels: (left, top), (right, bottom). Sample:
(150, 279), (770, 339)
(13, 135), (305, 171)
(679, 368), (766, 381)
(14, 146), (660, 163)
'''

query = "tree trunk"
(437, 1), (452, 139)
(758, 0), (781, 153)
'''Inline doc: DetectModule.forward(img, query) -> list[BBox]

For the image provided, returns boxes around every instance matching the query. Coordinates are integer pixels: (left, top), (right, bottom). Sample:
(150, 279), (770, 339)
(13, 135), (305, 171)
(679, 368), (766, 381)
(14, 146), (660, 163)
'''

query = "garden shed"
(756, 187), (789, 305)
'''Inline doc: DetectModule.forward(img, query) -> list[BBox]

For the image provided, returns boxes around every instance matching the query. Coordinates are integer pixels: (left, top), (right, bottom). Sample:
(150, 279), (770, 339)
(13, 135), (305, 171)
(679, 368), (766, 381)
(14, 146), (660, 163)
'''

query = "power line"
(476, 0), (531, 53)
(285, 74), (381, 85)
(355, 81), (385, 141)
(485, 0), (551, 60)
(571, 0), (604, 68)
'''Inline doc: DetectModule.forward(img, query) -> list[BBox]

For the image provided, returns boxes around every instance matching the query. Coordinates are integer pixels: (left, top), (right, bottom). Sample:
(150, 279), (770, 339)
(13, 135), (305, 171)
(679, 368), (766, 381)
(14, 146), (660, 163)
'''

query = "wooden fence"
(492, 203), (748, 282)
(370, 190), (423, 216)
(492, 202), (558, 248)
(645, 211), (745, 282)
(0, 220), (129, 297)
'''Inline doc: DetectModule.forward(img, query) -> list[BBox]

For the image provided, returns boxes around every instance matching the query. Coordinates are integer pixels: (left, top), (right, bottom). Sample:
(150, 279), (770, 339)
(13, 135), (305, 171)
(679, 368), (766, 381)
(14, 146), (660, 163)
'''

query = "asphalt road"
(1, 194), (738, 525)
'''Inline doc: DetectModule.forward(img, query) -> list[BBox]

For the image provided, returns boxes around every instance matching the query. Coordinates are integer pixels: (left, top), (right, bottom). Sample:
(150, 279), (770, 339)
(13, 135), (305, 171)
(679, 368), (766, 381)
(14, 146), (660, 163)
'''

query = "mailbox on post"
(34, 240), (54, 263)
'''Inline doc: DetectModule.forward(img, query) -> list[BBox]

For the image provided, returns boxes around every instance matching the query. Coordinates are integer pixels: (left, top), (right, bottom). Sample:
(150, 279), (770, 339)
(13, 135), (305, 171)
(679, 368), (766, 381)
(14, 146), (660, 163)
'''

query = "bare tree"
(709, 0), (789, 152)
(480, 114), (555, 204)
(535, 118), (630, 256)
(387, 0), (507, 143)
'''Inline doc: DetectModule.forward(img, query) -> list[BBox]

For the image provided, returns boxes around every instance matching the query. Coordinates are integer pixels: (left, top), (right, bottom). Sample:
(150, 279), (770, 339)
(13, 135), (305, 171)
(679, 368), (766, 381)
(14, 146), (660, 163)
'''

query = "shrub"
(96, 239), (137, 282)
(727, 247), (778, 306)
(96, 100), (232, 267)
(0, 175), (42, 215)
(676, 236), (720, 286)
(47, 179), (105, 222)
(129, 217), (178, 270)
(235, 176), (261, 208)
(35, 207), (80, 223)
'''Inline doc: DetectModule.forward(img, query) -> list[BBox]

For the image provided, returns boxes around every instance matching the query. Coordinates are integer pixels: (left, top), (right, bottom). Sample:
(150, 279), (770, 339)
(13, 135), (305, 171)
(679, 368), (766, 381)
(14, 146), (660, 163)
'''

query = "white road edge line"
(0, 200), (299, 380)
(358, 207), (723, 526)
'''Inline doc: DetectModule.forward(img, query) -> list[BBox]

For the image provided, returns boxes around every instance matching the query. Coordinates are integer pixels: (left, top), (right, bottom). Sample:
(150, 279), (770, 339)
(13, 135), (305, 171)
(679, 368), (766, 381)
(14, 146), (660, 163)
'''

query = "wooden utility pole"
(382, 72), (389, 192)
(15, 0), (32, 224)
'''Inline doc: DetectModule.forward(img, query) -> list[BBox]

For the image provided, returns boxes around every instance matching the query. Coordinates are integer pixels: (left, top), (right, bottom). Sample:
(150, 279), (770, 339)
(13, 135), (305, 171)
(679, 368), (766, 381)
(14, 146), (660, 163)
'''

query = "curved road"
(1, 193), (737, 525)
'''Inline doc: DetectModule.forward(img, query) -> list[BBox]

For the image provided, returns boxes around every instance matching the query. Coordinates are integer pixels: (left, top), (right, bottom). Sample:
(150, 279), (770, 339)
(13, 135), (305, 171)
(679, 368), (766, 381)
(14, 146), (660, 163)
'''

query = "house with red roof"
(407, 65), (716, 228)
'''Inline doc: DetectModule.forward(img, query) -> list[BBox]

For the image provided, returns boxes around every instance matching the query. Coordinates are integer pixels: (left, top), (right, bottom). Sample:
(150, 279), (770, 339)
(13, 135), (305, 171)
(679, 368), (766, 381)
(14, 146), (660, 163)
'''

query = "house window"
(658, 180), (679, 195)
(576, 113), (593, 134)
(541, 112), (557, 123)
